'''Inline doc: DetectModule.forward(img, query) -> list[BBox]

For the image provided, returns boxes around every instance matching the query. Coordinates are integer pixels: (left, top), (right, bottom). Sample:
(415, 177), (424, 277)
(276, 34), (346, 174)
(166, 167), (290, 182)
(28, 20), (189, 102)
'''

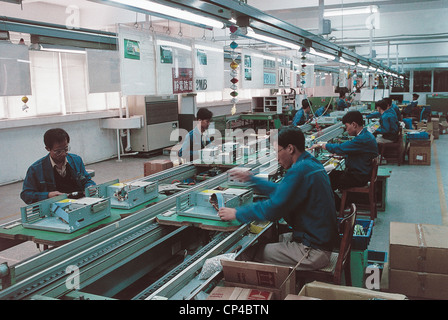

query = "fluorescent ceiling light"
(309, 48), (335, 60)
(157, 40), (191, 51)
(195, 44), (223, 53)
(109, 0), (225, 29)
(246, 28), (301, 50)
(340, 57), (355, 66)
(324, 5), (378, 17)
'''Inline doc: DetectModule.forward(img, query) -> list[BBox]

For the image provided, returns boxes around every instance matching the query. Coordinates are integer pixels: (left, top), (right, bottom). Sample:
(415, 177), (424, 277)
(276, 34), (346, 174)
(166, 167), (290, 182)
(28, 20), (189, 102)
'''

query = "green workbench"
(0, 195), (167, 248)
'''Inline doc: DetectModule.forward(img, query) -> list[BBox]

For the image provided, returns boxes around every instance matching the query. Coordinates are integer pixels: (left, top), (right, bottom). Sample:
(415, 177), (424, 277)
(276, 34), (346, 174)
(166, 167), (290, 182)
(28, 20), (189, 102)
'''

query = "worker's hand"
(218, 207), (237, 221)
(308, 142), (326, 151)
(228, 168), (253, 182)
(48, 191), (64, 198)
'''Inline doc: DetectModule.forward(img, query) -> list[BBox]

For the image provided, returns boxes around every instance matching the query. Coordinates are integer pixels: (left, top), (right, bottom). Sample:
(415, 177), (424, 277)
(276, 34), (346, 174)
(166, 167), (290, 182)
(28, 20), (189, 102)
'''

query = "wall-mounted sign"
(124, 39), (140, 60)
(173, 67), (193, 94)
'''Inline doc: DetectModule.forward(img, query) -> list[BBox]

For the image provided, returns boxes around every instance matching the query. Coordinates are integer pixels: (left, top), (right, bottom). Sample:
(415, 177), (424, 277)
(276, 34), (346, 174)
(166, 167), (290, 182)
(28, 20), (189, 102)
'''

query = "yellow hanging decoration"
(21, 96), (29, 112)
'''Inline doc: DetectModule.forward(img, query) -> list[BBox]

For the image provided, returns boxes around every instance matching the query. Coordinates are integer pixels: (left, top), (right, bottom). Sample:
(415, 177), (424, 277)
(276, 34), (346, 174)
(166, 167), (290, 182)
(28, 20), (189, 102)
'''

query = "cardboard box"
(221, 260), (295, 300)
(389, 269), (448, 300)
(207, 286), (274, 300)
(408, 139), (431, 165)
(297, 281), (407, 300)
(389, 222), (448, 275)
(144, 159), (173, 176)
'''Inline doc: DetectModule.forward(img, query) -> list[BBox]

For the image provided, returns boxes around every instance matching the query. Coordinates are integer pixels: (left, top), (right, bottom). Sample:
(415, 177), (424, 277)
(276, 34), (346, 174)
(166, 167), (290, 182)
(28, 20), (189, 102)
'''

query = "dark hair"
(44, 128), (70, 149)
(413, 93), (419, 99)
(276, 126), (305, 152)
(342, 111), (364, 126)
(375, 99), (388, 111)
(196, 108), (213, 121)
(383, 97), (392, 106)
(302, 99), (312, 109)
(339, 92), (346, 98)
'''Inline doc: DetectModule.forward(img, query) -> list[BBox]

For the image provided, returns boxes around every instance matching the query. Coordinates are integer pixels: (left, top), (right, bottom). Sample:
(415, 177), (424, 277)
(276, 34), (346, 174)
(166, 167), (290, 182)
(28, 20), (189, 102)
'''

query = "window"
(413, 70), (432, 92)
(434, 69), (448, 92)
(0, 48), (120, 120)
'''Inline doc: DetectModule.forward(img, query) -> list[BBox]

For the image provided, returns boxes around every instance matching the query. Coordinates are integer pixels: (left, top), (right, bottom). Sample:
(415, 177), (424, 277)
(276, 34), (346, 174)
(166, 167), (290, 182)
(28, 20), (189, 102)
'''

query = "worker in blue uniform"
(402, 93), (419, 119)
(309, 111), (378, 210)
(314, 102), (333, 117)
(366, 97), (401, 121)
(337, 92), (350, 111)
(292, 99), (312, 126)
(178, 107), (213, 162)
(373, 99), (400, 144)
(21, 128), (95, 204)
(218, 126), (338, 270)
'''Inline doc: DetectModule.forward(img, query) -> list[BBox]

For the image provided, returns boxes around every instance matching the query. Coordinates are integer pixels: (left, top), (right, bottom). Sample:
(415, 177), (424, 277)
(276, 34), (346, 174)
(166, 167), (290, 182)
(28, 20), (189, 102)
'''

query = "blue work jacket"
(292, 109), (309, 126)
(376, 108), (400, 142)
(21, 153), (95, 204)
(325, 128), (378, 176)
(235, 151), (338, 251)
(178, 126), (211, 162)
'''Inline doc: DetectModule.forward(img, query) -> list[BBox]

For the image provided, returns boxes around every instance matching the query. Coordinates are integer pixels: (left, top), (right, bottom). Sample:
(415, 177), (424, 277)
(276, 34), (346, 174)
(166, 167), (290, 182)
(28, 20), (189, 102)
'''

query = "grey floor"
(1, 134), (448, 269)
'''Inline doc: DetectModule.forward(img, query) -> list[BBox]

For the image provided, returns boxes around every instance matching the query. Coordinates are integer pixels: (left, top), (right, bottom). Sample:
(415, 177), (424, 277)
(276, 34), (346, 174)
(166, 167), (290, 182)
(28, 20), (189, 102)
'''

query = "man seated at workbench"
(21, 128), (95, 204)
(309, 111), (378, 210)
(292, 99), (312, 126)
(178, 107), (213, 163)
(373, 99), (400, 144)
(218, 126), (338, 270)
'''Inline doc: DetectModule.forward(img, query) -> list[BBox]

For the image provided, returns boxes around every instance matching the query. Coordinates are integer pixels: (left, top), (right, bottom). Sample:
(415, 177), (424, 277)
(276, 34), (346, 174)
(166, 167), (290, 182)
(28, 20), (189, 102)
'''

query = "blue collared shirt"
(235, 151), (338, 251)
(325, 128), (378, 176)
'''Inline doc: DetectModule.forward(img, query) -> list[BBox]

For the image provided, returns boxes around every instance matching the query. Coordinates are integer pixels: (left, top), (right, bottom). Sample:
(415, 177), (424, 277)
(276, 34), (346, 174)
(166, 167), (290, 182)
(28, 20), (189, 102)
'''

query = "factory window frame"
(0, 50), (120, 120)
(413, 70), (432, 92)
(434, 69), (448, 92)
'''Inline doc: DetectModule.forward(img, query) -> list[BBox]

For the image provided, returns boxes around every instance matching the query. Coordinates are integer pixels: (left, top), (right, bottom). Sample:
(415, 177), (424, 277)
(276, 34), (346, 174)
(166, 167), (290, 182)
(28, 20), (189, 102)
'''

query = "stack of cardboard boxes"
(388, 222), (448, 299)
(144, 159), (173, 176)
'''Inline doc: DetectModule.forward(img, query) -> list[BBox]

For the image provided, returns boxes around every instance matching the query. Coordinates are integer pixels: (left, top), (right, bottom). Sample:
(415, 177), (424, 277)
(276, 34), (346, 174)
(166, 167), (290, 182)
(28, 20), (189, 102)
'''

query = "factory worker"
(373, 99), (400, 144)
(178, 107), (213, 162)
(309, 111), (378, 210)
(337, 92), (350, 111)
(366, 97), (401, 121)
(402, 93), (419, 119)
(219, 126), (338, 270)
(292, 99), (312, 126)
(314, 103), (333, 117)
(20, 128), (95, 204)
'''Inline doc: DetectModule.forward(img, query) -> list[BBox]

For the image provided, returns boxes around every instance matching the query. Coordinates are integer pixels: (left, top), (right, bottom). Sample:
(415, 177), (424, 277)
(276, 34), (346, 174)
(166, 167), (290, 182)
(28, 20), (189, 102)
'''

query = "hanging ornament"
(299, 47), (308, 89)
(229, 25), (239, 115)
(21, 96), (29, 112)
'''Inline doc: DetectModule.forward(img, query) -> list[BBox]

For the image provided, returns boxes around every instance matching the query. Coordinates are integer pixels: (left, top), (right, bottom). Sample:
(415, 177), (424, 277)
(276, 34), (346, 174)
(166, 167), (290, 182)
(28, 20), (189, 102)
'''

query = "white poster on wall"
(155, 35), (193, 95)
(240, 48), (264, 89)
(118, 24), (156, 96)
(193, 41), (224, 92)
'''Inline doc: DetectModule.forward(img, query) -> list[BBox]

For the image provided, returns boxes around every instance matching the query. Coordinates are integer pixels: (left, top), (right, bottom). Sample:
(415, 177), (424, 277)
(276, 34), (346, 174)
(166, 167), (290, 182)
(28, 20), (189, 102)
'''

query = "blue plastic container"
(339, 218), (374, 250)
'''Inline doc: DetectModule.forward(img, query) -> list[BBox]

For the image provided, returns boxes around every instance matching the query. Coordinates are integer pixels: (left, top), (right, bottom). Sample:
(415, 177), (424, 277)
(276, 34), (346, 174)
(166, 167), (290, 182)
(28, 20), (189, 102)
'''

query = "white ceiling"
(3, 0), (448, 71)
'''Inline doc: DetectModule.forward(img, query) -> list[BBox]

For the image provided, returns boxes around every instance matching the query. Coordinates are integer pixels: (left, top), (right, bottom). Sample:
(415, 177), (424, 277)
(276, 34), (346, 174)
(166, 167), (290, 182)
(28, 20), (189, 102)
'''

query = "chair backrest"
(370, 156), (379, 186)
(334, 203), (357, 284)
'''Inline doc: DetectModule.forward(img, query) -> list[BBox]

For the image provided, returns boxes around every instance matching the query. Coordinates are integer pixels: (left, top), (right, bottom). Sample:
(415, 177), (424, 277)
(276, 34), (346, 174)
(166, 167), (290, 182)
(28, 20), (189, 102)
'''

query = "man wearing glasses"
(20, 128), (95, 204)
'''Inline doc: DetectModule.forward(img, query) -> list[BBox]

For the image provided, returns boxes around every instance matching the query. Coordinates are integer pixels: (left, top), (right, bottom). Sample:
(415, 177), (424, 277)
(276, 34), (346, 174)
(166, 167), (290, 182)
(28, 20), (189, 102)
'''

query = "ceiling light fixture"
(324, 5), (378, 17)
(245, 27), (301, 50)
(309, 48), (335, 60)
(340, 57), (356, 66)
(108, 0), (225, 29)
